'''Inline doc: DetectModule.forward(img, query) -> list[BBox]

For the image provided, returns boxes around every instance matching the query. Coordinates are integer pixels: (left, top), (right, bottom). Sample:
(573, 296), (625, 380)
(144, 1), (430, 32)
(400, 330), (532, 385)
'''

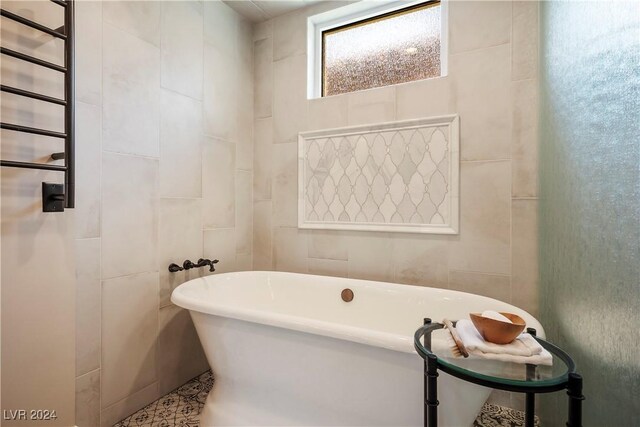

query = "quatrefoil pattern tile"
(299, 116), (459, 234)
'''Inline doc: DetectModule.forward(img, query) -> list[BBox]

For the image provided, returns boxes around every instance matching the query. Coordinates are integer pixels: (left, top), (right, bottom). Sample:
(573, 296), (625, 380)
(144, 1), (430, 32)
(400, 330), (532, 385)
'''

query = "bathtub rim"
(171, 271), (544, 355)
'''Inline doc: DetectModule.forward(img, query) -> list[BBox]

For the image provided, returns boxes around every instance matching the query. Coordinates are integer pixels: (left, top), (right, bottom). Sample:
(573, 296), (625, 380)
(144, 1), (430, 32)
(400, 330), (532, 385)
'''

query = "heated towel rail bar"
(0, 0), (75, 212)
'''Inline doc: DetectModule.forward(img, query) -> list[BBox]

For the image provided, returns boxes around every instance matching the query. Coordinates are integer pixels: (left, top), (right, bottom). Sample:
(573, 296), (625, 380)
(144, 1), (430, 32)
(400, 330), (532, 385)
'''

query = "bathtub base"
(192, 312), (489, 427)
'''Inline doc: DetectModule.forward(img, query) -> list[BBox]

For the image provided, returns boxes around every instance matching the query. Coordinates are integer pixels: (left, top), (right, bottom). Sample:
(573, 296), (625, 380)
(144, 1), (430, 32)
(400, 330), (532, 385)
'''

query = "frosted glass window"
(322, 1), (441, 97)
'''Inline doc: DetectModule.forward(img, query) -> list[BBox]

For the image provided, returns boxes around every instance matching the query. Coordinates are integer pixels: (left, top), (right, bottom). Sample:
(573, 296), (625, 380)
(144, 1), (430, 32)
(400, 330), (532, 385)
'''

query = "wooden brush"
(443, 319), (469, 358)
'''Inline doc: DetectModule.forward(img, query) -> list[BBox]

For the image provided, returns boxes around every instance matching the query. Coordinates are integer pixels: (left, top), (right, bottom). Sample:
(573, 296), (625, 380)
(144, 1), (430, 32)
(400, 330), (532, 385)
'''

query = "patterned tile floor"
(115, 370), (538, 427)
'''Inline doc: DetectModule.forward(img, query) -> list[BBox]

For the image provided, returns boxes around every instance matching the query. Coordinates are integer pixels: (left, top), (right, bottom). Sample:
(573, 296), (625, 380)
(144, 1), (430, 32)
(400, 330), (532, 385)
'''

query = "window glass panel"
(322, 2), (441, 97)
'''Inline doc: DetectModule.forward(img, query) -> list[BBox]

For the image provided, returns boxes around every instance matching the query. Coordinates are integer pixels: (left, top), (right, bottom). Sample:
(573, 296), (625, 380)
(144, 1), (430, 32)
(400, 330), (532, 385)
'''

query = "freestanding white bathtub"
(171, 271), (543, 427)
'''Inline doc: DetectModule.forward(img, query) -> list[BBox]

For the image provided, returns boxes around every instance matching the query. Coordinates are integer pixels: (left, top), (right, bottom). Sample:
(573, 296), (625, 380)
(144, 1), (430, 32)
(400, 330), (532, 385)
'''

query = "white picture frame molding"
(298, 115), (460, 235)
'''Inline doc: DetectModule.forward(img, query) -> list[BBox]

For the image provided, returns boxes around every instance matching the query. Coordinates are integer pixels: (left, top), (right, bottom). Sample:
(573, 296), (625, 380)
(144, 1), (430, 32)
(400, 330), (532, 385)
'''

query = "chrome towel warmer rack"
(0, 0), (74, 212)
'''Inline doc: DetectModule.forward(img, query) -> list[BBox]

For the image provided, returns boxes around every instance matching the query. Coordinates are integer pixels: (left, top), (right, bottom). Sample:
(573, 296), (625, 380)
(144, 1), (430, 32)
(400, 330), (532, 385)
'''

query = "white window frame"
(307, 0), (448, 99)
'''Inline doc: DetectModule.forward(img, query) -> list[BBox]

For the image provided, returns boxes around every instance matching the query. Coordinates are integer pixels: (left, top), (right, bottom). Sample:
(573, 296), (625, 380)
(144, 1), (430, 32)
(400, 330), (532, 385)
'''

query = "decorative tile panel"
(298, 116), (459, 234)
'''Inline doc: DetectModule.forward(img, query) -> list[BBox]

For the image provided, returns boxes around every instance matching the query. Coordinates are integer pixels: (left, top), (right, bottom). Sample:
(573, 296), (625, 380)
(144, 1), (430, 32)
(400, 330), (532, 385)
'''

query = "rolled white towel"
(456, 319), (543, 357)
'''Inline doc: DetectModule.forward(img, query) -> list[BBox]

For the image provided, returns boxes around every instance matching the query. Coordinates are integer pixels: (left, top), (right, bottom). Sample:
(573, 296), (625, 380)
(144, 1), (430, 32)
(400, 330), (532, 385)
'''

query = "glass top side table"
(414, 319), (584, 427)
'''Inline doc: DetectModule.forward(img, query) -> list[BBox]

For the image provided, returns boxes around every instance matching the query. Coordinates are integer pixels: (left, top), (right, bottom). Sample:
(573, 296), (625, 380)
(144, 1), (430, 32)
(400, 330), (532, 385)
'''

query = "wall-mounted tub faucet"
(195, 258), (219, 272)
(168, 258), (219, 273)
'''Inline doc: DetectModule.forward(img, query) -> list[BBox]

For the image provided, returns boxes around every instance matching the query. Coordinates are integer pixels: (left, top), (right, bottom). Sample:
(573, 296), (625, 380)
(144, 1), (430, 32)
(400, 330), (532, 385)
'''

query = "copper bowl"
(469, 312), (526, 344)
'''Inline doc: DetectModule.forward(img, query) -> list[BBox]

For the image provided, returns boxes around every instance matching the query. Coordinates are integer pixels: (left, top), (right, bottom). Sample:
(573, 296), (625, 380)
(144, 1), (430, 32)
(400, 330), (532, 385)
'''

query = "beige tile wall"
(252, 1), (539, 412)
(74, 1), (253, 425)
(252, 1), (539, 314)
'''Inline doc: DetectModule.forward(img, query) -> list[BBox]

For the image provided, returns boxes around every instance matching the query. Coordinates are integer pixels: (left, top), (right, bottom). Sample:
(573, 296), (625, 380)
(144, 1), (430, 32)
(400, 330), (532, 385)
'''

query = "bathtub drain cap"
(341, 288), (354, 302)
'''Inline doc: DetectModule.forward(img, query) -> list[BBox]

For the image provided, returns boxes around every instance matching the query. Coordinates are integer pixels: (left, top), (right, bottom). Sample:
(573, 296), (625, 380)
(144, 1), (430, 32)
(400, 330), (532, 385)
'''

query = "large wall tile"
(76, 238), (101, 377)
(237, 115), (254, 172)
(449, 270), (511, 303)
(100, 382), (159, 427)
(236, 253), (253, 271)
(347, 86), (396, 126)
(236, 170), (253, 255)
(103, 0), (161, 47)
(75, 0), (102, 105)
(309, 258), (349, 278)
(159, 198), (204, 308)
(237, 91), (254, 172)
(202, 138), (235, 229)
(203, 2), (243, 143)
(450, 44), (512, 161)
(273, 227), (308, 273)
(254, 37), (273, 119)
(273, 54), (308, 143)
(238, 16), (254, 72)
(253, 201), (273, 270)
(238, 18), (254, 88)
(253, 118), (273, 201)
(75, 101), (101, 239)
(512, 1), (538, 81)
(346, 232), (394, 283)
(396, 77), (454, 120)
(103, 24), (160, 158)
(160, 89), (203, 199)
(273, 8), (307, 61)
(161, 1), (203, 99)
(271, 142), (298, 227)
(253, 19), (273, 42)
(102, 272), (159, 408)
(308, 94), (348, 130)
(448, 1), (511, 54)
(237, 117), (254, 172)
(203, 41), (238, 142)
(512, 199), (538, 316)
(237, 18), (255, 171)
(158, 305), (208, 396)
(203, 228), (237, 274)
(308, 230), (348, 261)
(101, 153), (158, 279)
(76, 369), (100, 427)
(449, 161), (511, 274)
(204, 0), (238, 54)
(512, 79), (538, 198)
(1, 172), (76, 426)
(392, 235), (449, 288)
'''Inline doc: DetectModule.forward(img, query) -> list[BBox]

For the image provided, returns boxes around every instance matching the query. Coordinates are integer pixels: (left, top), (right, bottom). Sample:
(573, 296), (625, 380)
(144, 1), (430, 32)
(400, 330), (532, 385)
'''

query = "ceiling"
(223, 0), (323, 22)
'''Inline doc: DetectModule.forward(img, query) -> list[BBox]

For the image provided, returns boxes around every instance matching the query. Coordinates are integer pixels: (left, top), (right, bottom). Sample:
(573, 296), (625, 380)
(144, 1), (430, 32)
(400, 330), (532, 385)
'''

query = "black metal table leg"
(423, 318), (431, 427)
(566, 373), (584, 427)
(525, 362), (536, 427)
(426, 353), (439, 427)
(525, 392), (535, 427)
(524, 327), (537, 427)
